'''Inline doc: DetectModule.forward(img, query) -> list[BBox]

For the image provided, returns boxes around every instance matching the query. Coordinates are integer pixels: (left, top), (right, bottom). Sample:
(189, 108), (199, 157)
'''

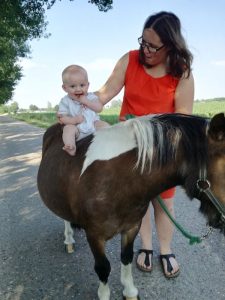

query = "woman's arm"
(95, 52), (129, 105)
(174, 71), (194, 114)
(76, 95), (103, 113)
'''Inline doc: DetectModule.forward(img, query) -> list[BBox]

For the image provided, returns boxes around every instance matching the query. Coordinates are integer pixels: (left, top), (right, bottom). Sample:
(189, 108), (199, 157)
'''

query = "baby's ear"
(62, 84), (67, 92)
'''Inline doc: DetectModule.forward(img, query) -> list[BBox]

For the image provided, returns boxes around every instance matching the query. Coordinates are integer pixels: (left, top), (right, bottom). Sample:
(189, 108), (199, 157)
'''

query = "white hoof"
(121, 263), (139, 300)
(98, 282), (110, 300)
(65, 243), (75, 253)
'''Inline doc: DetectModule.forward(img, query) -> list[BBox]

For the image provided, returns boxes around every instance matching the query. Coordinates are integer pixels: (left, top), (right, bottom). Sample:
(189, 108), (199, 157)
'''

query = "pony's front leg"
(64, 221), (75, 253)
(98, 281), (110, 300)
(121, 226), (140, 300)
(86, 234), (111, 300)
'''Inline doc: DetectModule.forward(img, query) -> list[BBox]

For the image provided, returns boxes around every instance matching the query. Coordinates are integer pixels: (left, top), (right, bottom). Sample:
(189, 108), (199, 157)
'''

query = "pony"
(37, 113), (225, 300)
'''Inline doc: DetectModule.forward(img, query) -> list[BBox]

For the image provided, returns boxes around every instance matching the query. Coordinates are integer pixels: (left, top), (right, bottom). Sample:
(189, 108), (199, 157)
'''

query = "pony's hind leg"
(121, 226), (140, 300)
(64, 221), (75, 253)
(86, 234), (111, 300)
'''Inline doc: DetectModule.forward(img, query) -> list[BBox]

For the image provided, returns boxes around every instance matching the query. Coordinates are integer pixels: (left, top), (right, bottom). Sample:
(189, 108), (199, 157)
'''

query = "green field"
(8, 99), (225, 128)
(193, 100), (225, 117)
(13, 110), (120, 128)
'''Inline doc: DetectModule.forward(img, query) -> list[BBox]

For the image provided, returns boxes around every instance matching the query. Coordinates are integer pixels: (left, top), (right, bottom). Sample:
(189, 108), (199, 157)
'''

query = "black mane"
(151, 113), (209, 169)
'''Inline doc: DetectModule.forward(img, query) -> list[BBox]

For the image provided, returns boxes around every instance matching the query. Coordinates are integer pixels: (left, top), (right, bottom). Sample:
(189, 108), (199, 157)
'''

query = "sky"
(11, 0), (225, 109)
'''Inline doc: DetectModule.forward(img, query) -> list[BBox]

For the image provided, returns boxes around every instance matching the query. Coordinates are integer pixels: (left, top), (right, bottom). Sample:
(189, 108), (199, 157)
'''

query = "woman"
(95, 11), (194, 278)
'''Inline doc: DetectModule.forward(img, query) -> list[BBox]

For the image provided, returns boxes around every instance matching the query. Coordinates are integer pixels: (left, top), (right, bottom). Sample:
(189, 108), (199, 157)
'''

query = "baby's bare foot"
(63, 144), (76, 156)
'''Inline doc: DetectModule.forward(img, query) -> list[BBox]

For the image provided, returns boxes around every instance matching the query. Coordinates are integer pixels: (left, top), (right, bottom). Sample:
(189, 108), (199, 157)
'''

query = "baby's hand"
(76, 94), (87, 104)
(57, 114), (74, 125)
(76, 114), (85, 124)
(57, 113), (65, 124)
(57, 113), (84, 125)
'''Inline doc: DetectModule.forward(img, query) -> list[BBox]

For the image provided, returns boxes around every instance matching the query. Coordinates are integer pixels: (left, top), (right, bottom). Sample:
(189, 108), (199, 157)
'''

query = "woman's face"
(141, 28), (167, 67)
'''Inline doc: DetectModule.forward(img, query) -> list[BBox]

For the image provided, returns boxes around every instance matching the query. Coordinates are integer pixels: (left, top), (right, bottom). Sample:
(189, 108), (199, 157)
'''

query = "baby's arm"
(57, 113), (84, 125)
(57, 97), (84, 125)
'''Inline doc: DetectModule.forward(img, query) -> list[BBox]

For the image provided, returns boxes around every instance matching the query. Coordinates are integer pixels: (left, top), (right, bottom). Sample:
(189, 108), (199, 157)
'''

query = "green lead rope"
(156, 196), (202, 245)
(125, 114), (202, 245)
(125, 114), (136, 119)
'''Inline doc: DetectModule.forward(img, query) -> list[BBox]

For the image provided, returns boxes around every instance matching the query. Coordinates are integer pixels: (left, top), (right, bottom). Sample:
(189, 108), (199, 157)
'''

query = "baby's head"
(62, 65), (89, 99)
(62, 65), (88, 84)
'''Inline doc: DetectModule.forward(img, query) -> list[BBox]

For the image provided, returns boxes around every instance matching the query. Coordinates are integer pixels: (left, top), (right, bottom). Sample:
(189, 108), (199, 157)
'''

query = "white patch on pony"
(121, 263), (138, 298)
(81, 120), (137, 175)
(64, 221), (75, 245)
(98, 282), (110, 300)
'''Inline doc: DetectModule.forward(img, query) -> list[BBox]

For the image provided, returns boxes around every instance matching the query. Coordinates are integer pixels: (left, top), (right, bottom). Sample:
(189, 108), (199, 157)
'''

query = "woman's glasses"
(138, 37), (165, 53)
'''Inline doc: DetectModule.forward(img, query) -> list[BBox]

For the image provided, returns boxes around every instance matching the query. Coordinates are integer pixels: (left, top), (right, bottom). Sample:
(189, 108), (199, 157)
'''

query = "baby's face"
(63, 72), (89, 100)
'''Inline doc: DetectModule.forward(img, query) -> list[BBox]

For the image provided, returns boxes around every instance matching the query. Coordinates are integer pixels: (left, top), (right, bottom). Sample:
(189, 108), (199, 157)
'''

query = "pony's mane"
(131, 114), (208, 172)
(81, 114), (208, 175)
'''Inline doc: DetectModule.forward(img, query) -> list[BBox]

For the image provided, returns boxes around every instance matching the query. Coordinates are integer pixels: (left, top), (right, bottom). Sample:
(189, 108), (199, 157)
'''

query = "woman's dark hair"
(139, 11), (193, 78)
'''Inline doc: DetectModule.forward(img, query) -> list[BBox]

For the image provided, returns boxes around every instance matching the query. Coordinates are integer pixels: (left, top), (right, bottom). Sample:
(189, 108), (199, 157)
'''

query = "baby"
(57, 65), (103, 156)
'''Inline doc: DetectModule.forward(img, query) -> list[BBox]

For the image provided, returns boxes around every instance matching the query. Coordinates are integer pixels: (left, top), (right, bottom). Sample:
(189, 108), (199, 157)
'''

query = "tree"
(29, 104), (39, 111)
(47, 101), (53, 110)
(0, 0), (113, 105)
(0, 1), (50, 105)
(88, 0), (113, 12)
(8, 101), (19, 114)
(0, 104), (9, 114)
(54, 104), (59, 111)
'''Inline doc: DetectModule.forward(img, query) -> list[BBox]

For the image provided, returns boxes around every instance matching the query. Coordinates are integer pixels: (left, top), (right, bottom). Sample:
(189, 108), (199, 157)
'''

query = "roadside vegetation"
(1, 98), (225, 128)
(8, 110), (120, 128)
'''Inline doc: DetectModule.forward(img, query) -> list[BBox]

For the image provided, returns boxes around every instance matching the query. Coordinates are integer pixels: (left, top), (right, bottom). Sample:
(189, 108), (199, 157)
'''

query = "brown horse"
(37, 113), (225, 300)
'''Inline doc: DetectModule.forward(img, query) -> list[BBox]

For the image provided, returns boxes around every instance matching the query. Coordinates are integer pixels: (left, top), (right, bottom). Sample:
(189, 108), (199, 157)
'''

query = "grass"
(14, 112), (58, 128)
(7, 99), (225, 128)
(13, 107), (121, 128)
(193, 100), (225, 117)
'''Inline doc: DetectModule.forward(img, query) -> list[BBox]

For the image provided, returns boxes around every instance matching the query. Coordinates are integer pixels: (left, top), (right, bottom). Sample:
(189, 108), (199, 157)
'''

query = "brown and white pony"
(37, 113), (225, 300)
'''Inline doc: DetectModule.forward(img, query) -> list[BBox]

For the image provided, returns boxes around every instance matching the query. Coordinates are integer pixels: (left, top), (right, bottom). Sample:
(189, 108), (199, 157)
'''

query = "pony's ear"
(208, 113), (225, 141)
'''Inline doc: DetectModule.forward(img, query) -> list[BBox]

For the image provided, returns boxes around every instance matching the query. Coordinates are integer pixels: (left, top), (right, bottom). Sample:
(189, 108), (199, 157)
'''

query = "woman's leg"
(152, 197), (179, 277)
(62, 124), (79, 156)
(136, 205), (153, 272)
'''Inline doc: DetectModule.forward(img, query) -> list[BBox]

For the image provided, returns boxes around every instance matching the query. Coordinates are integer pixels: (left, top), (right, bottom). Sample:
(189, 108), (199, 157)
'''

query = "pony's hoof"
(123, 296), (140, 300)
(65, 243), (75, 253)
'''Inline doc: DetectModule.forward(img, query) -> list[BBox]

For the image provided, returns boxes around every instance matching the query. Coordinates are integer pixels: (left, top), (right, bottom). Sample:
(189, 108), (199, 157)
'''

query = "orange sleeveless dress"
(120, 50), (179, 199)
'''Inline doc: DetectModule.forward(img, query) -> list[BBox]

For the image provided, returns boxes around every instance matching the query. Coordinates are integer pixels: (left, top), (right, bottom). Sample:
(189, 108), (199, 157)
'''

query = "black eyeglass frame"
(138, 36), (165, 53)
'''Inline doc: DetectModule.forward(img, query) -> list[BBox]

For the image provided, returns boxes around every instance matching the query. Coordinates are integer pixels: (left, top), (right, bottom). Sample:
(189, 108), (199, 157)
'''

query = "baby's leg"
(94, 120), (110, 130)
(62, 125), (79, 156)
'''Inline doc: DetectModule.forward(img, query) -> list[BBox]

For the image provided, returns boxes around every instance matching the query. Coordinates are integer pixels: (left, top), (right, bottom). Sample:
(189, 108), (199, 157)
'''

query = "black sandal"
(136, 249), (153, 272)
(160, 254), (180, 279)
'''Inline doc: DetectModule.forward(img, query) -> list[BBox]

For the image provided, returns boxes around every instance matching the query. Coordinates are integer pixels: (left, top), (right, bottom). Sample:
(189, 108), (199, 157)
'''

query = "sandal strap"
(138, 249), (153, 267)
(160, 254), (176, 273)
